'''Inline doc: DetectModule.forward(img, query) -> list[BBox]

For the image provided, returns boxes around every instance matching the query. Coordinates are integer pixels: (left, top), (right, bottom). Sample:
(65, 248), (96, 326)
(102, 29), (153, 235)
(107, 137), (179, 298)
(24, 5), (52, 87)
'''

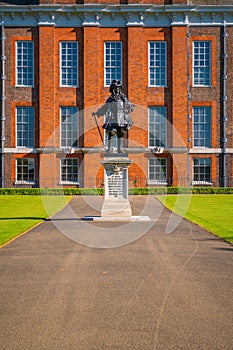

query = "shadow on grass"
(0, 217), (46, 220)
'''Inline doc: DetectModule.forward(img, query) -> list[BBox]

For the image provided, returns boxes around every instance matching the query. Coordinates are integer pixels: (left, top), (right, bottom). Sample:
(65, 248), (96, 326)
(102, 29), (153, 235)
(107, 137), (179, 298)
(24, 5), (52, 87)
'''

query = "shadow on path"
(0, 196), (232, 350)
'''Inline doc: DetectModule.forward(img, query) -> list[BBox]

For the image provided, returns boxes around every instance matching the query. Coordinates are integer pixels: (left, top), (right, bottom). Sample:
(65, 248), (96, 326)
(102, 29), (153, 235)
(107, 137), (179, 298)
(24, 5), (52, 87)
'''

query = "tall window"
(16, 41), (34, 86)
(193, 158), (211, 183)
(60, 158), (79, 183)
(16, 158), (35, 183)
(149, 41), (167, 87)
(148, 158), (167, 184)
(193, 41), (211, 86)
(193, 106), (211, 147)
(60, 107), (78, 147)
(16, 107), (34, 147)
(104, 42), (122, 86)
(148, 107), (167, 148)
(60, 42), (78, 87)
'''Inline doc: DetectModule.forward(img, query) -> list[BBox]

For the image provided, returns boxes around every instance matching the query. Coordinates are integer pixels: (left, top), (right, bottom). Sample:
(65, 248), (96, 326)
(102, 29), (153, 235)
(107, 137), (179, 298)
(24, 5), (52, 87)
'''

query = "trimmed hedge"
(0, 188), (41, 195)
(0, 188), (104, 195)
(130, 187), (233, 195)
(0, 187), (233, 195)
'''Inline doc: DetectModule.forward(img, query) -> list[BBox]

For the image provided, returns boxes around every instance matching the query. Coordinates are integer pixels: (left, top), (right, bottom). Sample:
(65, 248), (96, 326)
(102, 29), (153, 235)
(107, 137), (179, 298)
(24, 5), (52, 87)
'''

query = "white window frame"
(60, 41), (79, 87)
(192, 158), (212, 185)
(148, 106), (167, 148)
(60, 158), (79, 184)
(193, 106), (211, 148)
(104, 41), (122, 86)
(16, 41), (34, 87)
(148, 158), (167, 185)
(148, 41), (167, 87)
(193, 41), (211, 87)
(60, 107), (79, 148)
(16, 158), (35, 184)
(16, 106), (35, 148)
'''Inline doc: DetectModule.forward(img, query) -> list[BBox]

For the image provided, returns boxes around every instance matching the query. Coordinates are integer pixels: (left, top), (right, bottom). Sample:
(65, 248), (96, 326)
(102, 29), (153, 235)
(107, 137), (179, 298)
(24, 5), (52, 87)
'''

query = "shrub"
(0, 187), (232, 195)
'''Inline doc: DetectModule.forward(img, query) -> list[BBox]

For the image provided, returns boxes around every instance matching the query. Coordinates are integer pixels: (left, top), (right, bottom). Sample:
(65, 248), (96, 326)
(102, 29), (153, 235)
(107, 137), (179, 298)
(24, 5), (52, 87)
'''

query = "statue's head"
(109, 80), (122, 95)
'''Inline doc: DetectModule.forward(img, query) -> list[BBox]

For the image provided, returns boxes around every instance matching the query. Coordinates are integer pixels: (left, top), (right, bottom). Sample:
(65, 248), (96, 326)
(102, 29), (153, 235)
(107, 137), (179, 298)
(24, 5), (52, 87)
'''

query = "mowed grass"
(0, 195), (71, 246)
(158, 194), (233, 244)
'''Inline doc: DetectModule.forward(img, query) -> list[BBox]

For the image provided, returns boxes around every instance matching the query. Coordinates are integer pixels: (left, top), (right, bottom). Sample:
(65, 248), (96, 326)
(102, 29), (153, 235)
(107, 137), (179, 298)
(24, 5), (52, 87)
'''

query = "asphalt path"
(0, 195), (233, 350)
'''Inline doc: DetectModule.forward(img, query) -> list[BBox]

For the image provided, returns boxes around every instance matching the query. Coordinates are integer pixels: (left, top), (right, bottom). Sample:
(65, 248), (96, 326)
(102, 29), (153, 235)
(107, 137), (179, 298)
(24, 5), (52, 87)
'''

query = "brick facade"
(0, 1), (233, 188)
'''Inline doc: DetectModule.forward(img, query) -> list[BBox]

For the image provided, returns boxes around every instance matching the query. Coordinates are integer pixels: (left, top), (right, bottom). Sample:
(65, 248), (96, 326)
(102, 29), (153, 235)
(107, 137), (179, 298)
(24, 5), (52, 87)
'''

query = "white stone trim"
(4, 147), (37, 153)
(14, 181), (36, 185)
(190, 148), (222, 154)
(2, 147), (233, 155)
(192, 181), (213, 186)
(1, 5), (233, 28)
(148, 180), (168, 186)
(59, 181), (79, 185)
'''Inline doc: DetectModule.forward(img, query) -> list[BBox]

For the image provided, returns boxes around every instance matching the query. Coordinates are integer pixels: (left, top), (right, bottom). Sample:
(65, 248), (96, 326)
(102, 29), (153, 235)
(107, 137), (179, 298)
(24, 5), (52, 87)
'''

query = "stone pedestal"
(101, 155), (132, 217)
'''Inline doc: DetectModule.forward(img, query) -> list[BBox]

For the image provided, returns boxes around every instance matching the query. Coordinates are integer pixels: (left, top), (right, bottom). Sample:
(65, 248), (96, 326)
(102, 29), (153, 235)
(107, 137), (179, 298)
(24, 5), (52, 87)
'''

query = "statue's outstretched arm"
(92, 99), (110, 118)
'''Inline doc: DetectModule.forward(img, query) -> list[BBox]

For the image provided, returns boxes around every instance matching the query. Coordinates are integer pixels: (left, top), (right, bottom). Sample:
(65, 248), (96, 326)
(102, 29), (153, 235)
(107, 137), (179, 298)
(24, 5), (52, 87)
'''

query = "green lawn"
(158, 194), (233, 244)
(0, 195), (71, 246)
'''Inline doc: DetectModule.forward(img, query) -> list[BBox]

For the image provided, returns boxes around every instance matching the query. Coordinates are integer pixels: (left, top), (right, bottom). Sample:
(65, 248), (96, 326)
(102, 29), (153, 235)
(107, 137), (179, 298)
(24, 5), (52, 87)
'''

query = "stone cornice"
(0, 5), (233, 27)
(3, 147), (233, 155)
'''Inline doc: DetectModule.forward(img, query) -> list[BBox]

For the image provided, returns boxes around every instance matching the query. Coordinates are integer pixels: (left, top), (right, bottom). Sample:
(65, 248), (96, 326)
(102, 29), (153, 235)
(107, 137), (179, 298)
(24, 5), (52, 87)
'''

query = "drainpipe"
(187, 22), (191, 186)
(1, 22), (6, 188)
(221, 23), (227, 187)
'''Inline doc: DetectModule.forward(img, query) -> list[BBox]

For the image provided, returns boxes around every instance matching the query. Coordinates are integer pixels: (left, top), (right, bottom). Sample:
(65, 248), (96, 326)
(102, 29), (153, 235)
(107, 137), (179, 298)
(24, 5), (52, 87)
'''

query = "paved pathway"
(0, 196), (233, 350)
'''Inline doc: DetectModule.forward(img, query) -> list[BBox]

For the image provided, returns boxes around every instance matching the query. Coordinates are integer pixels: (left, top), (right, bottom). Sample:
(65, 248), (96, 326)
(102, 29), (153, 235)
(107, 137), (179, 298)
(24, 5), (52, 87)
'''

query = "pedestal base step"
(101, 199), (132, 217)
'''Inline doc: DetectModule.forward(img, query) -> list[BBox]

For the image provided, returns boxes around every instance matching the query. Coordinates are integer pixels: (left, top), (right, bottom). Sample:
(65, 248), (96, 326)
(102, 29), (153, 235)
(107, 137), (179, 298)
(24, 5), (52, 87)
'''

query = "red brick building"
(0, 0), (233, 188)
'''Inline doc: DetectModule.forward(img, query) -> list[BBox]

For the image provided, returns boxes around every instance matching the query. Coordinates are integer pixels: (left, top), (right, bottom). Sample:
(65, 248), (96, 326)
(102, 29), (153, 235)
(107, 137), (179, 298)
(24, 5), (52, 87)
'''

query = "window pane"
(104, 42), (122, 86)
(16, 158), (35, 182)
(16, 41), (34, 86)
(149, 42), (167, 87)
(193, 158), (211, 182)
(16, 107), (35, 147)
(60, 158), (79, 183)
(193, 107), (211, 147)
(148, 107), (167, 147)
(193, 41), (211, 86)
(60, 107), (79, 147)
(60, 42), (78, 87)
(148, 158), (167, 183)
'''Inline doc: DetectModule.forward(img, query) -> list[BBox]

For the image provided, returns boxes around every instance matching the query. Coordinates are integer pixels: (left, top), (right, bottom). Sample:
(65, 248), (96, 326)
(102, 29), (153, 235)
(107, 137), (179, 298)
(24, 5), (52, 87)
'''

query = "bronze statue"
(93, 80), (134, 153)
